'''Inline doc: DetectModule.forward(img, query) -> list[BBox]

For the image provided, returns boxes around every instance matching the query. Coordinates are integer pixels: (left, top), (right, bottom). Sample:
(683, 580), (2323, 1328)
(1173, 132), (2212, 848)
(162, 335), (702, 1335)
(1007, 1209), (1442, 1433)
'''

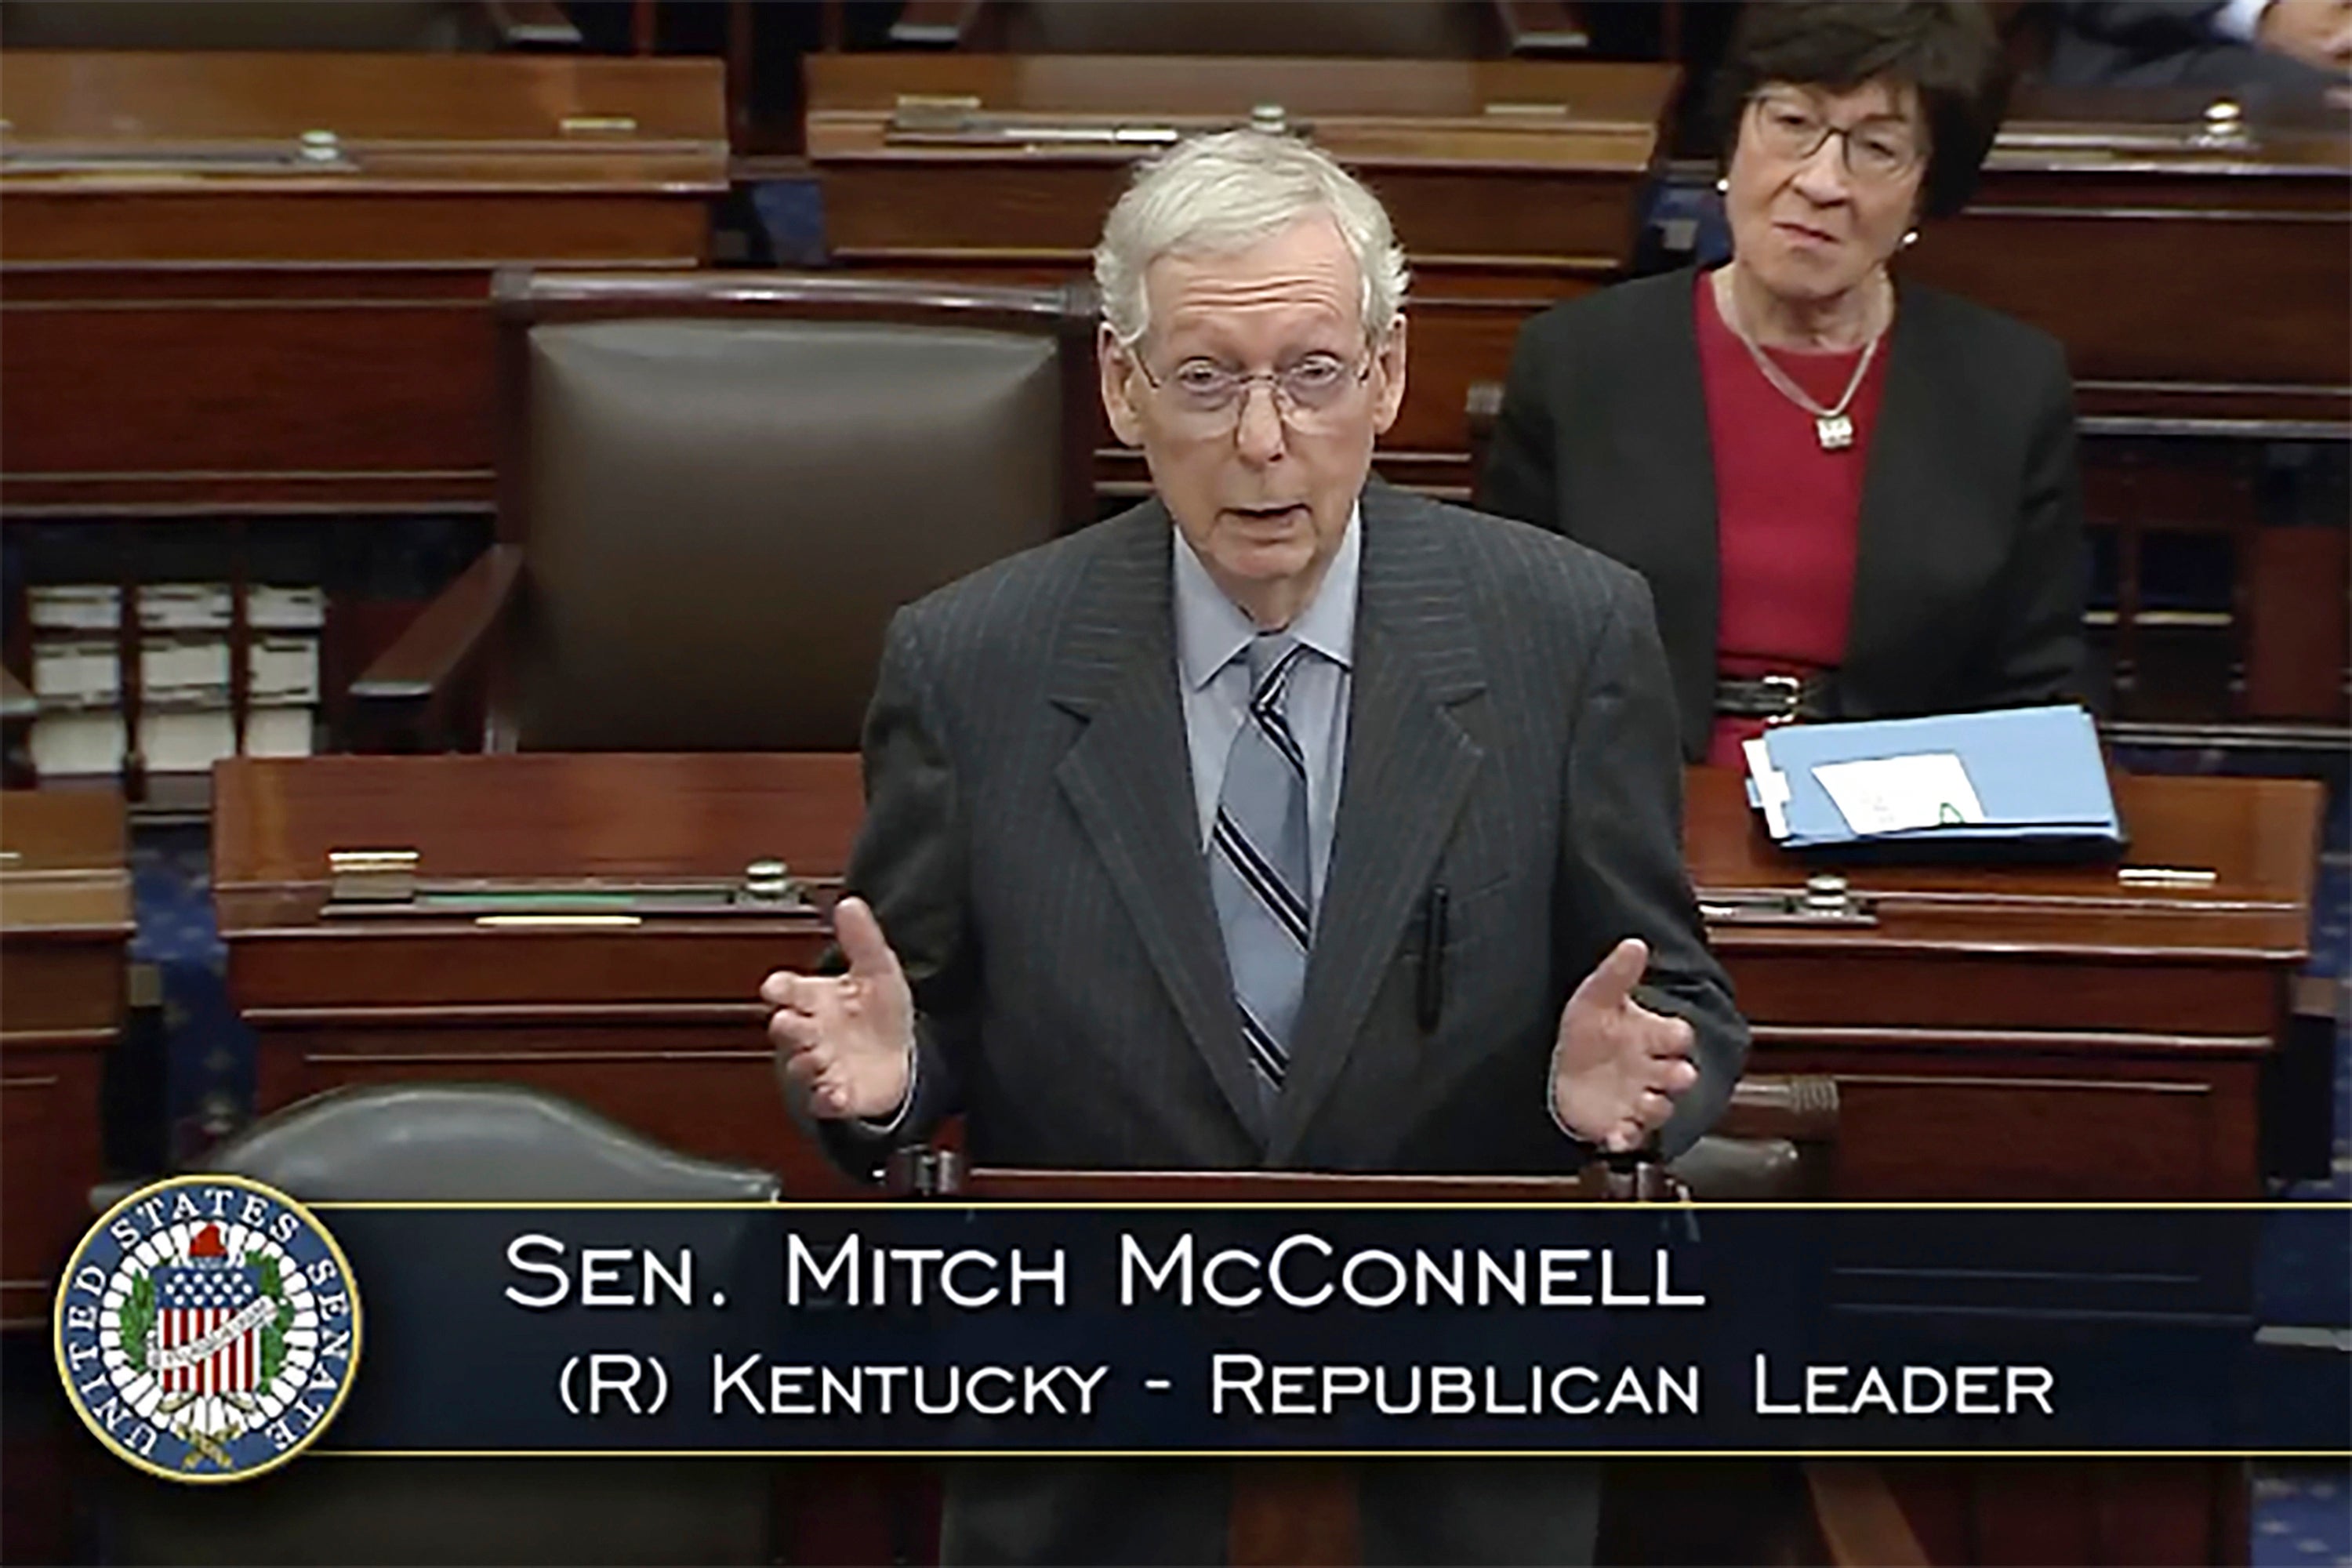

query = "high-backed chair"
(0, 1), (579, 50)
(352, 272), (1099, 752)
(94, 1084), (781, 1566)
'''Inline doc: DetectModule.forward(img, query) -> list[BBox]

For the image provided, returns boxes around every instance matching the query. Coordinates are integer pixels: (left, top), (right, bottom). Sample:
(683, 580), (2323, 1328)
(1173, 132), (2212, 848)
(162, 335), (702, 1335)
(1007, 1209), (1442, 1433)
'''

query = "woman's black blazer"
(1475, 267), (2088, 762)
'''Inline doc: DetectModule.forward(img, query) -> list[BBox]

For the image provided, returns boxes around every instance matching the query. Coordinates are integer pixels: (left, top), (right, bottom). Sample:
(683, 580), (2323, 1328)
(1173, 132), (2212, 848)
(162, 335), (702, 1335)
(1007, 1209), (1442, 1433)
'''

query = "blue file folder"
(1744, 705), (2124, 856)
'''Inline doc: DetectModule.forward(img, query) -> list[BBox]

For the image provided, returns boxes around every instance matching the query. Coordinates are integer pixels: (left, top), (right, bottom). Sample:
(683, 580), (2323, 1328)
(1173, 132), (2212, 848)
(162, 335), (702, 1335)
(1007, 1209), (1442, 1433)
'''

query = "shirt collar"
(1174, 499), (1362, 692)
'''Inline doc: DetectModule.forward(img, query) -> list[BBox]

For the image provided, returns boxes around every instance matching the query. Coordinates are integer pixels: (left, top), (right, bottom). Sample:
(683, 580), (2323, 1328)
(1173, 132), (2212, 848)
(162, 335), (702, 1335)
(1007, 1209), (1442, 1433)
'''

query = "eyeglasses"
(1125, 343), (1380, 437)
(1747, 93), (1926, 183)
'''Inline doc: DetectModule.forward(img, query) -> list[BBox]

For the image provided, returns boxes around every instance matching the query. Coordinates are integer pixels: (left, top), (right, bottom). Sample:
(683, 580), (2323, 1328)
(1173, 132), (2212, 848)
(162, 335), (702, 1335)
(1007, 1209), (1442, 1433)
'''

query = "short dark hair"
(1711, 2), (2008, 220)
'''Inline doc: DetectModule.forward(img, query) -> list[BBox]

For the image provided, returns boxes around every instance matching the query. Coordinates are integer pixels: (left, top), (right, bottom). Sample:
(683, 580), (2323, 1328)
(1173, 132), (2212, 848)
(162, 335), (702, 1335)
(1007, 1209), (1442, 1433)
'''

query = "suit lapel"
(1579, 271), (1720, 760)
(1269, 488), (1485, 1164)
(1049, 504), (1269, 1147)
(1846, 288), (1940, 708)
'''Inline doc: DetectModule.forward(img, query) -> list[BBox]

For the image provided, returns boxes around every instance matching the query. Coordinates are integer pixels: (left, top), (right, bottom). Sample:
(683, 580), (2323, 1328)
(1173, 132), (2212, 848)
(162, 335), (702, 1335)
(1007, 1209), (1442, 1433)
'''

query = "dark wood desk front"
(0, 50), (728, 516)
(214, 753), (863, 1194)
(216, 753), (2316, 1205)
(212, 753), (2310, 1566)
(0, 789), (131, 1327)
(1688, 765), (2321, 1199)
(1907, 85), (2350, 430)
(800, 54), (1680, 498)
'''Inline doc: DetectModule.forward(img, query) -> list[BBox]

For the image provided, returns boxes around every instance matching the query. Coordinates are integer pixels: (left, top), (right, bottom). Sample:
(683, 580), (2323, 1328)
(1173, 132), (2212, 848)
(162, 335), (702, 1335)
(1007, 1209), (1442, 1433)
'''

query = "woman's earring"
(1715, 176), (1730, 194)
(1901, 229), (1920, 248)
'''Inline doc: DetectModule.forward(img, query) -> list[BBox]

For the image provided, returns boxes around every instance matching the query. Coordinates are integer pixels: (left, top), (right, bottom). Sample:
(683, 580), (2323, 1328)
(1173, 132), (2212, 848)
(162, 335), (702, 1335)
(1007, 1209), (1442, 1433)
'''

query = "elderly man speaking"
(764, 130), (1748, 1564)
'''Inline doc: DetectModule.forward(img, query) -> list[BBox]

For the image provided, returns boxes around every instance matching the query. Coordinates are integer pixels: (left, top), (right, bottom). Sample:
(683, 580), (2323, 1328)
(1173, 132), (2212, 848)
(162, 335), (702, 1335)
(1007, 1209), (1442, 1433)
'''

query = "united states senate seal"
(55, 1174), (361, 1483)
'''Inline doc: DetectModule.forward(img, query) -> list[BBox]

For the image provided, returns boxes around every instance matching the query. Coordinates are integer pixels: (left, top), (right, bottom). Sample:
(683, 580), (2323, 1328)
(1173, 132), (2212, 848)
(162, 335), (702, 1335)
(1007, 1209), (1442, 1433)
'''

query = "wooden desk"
(1689, 766), (2321, 1200)
(212, 753), (864, 1196)
(0, 789), (131, 1327)
(800, 54), (1679, 497)
(0, 50), (728, 516)
(213, 753), (2310, 1564)
(219, 753), (2316, 1205)
(1906, 85), (2350, 430)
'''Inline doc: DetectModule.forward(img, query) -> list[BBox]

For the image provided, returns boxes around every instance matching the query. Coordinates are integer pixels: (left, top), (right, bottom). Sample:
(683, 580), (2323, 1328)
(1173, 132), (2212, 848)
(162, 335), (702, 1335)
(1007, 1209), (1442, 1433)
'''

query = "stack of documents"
(1743, 706), (2123, 855)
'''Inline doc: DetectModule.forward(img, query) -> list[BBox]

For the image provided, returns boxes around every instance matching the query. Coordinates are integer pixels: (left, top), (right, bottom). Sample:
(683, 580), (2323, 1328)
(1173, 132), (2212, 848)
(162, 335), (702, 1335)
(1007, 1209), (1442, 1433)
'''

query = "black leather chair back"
(206, 1082), (782, 1200)
(496, 273), (1097, 752)
(96, 1085), (782, 1566)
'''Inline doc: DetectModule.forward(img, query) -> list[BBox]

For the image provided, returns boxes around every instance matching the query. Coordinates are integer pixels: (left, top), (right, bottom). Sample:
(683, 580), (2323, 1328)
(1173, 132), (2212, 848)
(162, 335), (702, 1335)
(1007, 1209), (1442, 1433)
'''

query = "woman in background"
(1478, 0), (2087, 766)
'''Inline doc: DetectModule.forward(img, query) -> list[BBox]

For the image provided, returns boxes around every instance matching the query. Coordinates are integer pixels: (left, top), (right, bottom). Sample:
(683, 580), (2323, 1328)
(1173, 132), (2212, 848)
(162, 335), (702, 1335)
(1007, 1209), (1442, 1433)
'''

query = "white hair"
(1093, 129), (1410, 348)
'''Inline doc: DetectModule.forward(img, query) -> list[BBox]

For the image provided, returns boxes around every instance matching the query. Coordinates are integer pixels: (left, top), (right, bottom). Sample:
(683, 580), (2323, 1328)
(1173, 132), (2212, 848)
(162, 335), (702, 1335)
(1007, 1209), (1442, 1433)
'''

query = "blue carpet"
(2252, 1465), (2352, 1566)
(125, 824), (252, 1164)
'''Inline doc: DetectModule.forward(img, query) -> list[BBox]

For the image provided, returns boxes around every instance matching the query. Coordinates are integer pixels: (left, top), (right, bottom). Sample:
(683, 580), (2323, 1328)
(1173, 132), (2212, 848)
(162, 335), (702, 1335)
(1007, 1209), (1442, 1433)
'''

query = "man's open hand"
(760, 896), (914, 1121)
(1550, 938), (1700, 1154)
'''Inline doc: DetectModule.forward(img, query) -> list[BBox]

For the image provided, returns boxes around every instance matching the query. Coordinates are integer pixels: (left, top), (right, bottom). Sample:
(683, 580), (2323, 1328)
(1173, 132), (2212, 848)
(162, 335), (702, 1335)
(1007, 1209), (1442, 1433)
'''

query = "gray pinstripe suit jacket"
(839, 480), (1745, 1178)
(829, 481), (1748, 1563)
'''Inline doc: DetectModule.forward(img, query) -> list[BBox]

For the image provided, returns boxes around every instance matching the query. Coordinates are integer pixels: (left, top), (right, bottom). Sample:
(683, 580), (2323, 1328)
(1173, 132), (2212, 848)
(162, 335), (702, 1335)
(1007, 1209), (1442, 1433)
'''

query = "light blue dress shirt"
(865, 505), (1363, 1134)
(1173, 503), (1360, 905)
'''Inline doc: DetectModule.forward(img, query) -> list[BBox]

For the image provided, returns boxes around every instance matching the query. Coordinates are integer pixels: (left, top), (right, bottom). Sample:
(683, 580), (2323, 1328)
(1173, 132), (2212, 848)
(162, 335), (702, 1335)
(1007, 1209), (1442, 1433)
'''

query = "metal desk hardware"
(322, 850), (826, 918)
(1700, 874), (1878, 927)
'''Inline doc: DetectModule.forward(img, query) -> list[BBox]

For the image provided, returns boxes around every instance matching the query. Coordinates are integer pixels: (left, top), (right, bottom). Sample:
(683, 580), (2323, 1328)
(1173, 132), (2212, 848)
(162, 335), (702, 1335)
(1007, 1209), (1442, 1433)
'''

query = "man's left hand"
(1551, 937), (1700, 1154)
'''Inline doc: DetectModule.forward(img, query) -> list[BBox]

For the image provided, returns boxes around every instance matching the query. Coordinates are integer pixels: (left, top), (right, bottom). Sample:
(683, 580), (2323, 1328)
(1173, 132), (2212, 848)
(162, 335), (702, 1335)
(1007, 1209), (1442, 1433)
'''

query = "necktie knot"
(1245, 632), (1305, 709)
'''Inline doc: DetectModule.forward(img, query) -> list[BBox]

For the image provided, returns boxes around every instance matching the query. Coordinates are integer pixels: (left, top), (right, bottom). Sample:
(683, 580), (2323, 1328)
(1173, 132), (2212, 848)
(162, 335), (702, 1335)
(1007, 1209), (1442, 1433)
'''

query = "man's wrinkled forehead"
(1142, 218), (1363, 351)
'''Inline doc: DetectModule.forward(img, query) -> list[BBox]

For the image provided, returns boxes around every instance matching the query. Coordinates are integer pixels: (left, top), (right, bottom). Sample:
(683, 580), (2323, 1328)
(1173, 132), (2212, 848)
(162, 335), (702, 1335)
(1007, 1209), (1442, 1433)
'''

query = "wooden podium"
(932, 1165), (1675, 1568)
(799, 54), (1679, 499)
(0, 789), (132, 1327)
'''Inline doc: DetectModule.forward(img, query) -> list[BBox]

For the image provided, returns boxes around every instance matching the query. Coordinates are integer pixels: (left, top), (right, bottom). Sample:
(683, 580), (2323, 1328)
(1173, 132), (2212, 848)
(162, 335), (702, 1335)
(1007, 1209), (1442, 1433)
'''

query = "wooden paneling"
(214, 755), (2318, 1207)
(1686, 766), (2318, 1200)
(3, 292), (493, 479)
(0, 51), (727, 516)
(209, 755), (2312, 1565)
(2244, 525), (2350, 719)
(215, 753), (866, 1196)
(800, 54), (1676, 495)
(1758, 1057), (2258, 1200)
(1909, 86), (2351, 426)
(0, 789), (131, 1326)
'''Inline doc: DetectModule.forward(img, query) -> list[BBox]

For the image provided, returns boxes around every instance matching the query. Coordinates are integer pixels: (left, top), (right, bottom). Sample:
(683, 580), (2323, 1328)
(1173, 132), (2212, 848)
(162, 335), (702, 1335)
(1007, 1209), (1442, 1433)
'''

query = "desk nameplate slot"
(320, 864), (833, 920)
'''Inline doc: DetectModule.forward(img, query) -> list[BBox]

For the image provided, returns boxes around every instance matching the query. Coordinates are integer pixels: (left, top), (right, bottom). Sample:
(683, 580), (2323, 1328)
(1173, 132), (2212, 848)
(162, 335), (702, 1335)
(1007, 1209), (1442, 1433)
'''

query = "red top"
(1693, 268), (1889, 768)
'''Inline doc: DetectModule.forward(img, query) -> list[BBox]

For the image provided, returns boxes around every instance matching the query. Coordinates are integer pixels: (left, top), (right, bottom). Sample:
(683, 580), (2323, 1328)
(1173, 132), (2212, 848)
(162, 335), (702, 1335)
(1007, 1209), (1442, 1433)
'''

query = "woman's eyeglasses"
(1748, 93), (1926, 183)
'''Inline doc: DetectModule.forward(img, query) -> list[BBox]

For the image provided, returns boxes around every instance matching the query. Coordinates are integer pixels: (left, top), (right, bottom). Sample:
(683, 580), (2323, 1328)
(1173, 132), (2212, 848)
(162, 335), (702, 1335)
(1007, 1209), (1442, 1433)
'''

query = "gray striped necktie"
(1209, 632), (1313, 1094)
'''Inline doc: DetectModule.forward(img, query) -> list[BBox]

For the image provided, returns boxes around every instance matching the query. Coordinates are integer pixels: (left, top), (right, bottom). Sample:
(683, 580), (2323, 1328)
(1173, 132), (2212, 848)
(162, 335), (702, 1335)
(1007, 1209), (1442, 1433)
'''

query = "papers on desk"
(1742, 706), (2122, 856)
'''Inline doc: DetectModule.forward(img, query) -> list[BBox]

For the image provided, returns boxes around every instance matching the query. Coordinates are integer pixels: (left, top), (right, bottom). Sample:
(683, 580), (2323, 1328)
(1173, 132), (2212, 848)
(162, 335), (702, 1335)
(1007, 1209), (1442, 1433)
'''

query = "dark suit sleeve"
(1559, 570), (1748, 1160)
(805, 606), (980, 1181)
(1475, 315), (1563, 532)
(1973, 338), (2089, 708)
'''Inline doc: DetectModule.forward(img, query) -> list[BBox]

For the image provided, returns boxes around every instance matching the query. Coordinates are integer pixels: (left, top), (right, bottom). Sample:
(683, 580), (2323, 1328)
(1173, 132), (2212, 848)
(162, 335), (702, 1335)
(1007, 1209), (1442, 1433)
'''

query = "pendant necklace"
(1722, 269), (1889, 452)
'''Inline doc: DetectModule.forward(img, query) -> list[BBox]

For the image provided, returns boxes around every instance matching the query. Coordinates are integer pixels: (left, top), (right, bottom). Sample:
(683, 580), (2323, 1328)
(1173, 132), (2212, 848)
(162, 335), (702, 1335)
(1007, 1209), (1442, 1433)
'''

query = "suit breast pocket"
(1400, 871), (1517, 988)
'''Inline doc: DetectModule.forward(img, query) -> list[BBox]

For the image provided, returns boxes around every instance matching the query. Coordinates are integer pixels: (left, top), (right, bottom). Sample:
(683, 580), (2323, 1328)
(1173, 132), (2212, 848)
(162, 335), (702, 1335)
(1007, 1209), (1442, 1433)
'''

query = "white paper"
(1743, 737), (1791, 840)
(1811, 753), (1986, 837)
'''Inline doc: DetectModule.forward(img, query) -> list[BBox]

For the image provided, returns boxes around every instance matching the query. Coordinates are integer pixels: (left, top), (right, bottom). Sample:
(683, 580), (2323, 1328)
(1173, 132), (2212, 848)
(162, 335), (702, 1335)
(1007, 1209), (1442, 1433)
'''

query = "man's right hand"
(761, 896), (915, 1121)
